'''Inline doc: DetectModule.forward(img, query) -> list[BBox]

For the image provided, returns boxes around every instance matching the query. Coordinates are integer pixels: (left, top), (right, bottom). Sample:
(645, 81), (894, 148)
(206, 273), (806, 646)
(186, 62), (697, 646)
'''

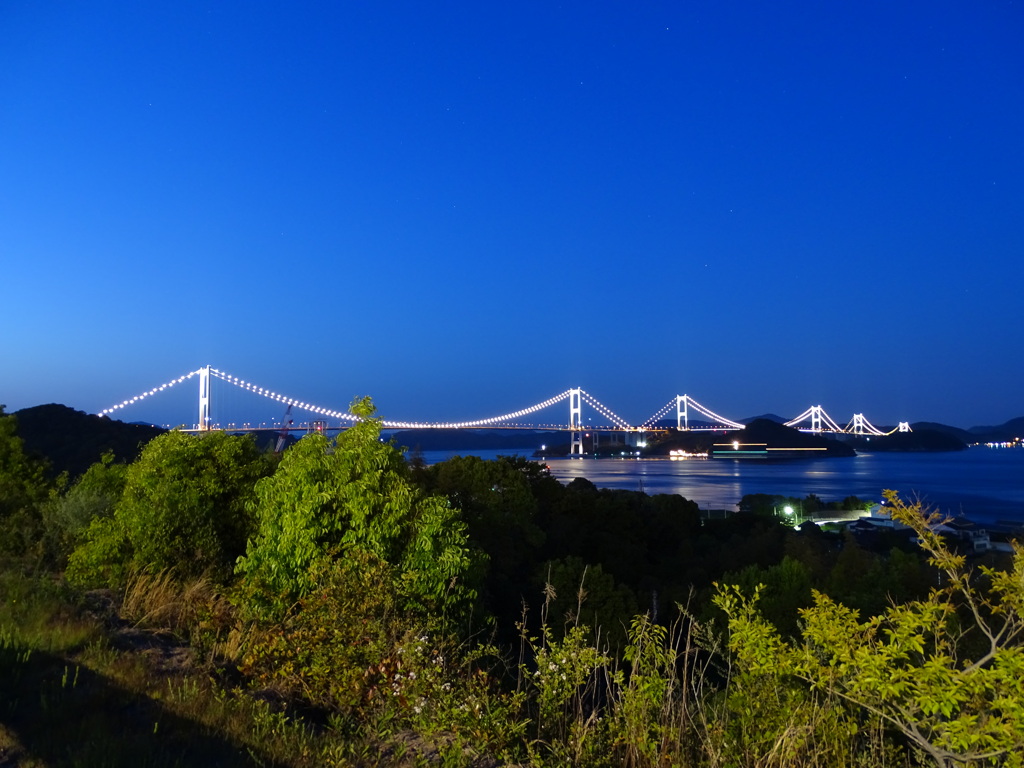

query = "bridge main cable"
(211, 369), (576, 429)
(382, 390), (574, 429)
(100, 367), (207, 419)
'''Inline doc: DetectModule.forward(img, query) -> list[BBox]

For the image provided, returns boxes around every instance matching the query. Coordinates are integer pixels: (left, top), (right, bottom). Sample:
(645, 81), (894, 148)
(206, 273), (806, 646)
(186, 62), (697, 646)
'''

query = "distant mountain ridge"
(966, 416), (1024, 441)
(911, 422), (974, 443)
(913, 417), (1024, 444)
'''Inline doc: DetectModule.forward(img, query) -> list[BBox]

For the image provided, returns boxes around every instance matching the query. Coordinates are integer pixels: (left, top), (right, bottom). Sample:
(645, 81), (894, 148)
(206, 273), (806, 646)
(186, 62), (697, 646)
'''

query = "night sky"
(2, 2), (1022, 430)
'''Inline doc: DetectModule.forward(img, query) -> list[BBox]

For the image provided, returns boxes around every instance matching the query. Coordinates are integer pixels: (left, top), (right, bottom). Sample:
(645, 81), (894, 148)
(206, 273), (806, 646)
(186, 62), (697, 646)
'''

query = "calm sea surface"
(417, 447), (1024, 526)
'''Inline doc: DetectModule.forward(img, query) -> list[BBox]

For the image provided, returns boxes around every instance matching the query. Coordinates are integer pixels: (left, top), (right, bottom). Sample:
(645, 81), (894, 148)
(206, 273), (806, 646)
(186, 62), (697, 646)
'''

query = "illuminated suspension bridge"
(99, 366), (911, 454)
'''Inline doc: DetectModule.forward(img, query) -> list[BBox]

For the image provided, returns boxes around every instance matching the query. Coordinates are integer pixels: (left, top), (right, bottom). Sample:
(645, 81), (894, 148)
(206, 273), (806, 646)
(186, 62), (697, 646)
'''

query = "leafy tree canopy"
(67, 430), (273, 586)
(416, 454), (545, 622)
(236, 397), (483, 626)
(41, 451), (128, 565)
(0, 406), (51, 557)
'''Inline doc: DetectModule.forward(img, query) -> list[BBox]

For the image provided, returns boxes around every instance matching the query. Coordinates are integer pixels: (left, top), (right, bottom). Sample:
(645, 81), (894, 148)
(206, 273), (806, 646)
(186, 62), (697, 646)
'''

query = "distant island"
(643, 418), (856, 458)
(843, 429), (968, 453)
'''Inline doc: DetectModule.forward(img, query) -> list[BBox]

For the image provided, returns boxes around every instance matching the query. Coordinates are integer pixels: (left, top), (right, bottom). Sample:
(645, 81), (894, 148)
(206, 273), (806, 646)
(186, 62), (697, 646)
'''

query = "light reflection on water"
(417, 447), (1024, 525)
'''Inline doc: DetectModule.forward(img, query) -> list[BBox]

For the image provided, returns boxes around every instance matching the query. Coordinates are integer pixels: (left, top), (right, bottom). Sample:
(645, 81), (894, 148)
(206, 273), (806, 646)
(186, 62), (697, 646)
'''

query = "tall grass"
(121, 568), (239, 658)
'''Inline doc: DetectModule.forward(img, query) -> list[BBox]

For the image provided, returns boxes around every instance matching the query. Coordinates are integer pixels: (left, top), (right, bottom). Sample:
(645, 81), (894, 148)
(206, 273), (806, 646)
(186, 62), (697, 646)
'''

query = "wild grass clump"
(120, 567), (237, 658)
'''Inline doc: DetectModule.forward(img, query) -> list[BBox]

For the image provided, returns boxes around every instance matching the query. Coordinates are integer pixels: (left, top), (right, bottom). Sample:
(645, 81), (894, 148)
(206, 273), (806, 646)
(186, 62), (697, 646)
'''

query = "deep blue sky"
(2, 1), (1022, 430)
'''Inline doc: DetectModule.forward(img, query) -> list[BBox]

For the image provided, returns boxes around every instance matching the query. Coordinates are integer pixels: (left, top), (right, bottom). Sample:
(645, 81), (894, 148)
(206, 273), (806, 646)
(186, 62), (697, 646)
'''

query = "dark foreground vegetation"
(2, 402), (1023, 767)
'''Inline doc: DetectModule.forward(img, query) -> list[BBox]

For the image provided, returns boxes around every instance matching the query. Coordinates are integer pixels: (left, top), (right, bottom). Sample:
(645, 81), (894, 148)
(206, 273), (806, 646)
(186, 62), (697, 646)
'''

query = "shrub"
(41, 452), (127, 566)
(0, 407), (50, 559)
(236, 398), (482, 627)
(241, 549), (405, 715)
(67, 430), (273, 587)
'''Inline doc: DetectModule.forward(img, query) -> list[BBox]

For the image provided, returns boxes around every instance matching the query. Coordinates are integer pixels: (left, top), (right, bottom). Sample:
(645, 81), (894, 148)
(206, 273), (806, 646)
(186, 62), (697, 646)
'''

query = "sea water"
(416, 447), (1024, 526)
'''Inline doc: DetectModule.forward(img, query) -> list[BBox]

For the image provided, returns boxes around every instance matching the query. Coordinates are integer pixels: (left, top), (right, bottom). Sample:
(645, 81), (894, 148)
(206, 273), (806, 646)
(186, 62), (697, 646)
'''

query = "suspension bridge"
(99, 365), (912, 454)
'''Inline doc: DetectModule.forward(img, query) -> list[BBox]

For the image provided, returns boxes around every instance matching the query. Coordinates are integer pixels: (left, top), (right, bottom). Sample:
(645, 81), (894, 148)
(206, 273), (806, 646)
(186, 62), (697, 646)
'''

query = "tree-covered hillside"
(13, 403), (165, 479)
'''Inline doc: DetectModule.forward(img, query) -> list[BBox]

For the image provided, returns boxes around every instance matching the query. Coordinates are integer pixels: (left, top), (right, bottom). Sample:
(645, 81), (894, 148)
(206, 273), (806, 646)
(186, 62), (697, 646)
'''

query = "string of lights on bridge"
(98, 369), (203, 415)
(99, 366), (911, 436)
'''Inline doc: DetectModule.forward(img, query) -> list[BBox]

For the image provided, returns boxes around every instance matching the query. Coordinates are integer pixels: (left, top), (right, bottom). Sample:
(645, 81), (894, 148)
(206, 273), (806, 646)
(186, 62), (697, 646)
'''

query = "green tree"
(783, 521), (833, 583)
(67, 430), (273, 586)
(721, 555), (814, 638)
(716, 490), (1024, 768)
(236, 397), (482, 626)
(41, 451), (127, 565)
(417, 454), (544, 625)
(841, 494), (870, 511)
(826, 531), (889, 614)
(0, 407), (50, 557)
(538, 556), (639, 648)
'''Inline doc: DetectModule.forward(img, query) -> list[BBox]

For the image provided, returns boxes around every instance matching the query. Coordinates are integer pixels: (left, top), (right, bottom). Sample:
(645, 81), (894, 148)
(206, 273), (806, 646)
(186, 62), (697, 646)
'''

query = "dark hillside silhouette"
(850, 429), (967, 452)
(13, 404), (165, 479)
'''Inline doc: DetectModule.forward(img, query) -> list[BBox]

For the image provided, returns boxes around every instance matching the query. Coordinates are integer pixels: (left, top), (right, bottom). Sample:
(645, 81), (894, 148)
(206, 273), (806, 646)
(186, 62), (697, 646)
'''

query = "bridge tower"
(851, 413), (867, 435)
(898, 422), (911, 432)
(198, 365), (212, 431)
(569, 388), (583, 456)
(676, 395), (689, 431)
(810, 405), (824, 433)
